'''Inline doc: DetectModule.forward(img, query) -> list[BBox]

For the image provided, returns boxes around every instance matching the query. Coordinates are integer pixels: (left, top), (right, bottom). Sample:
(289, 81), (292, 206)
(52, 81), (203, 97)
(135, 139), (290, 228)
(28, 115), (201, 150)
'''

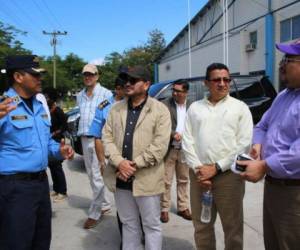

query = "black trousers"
(0, 177), (51, 250)
(48, 158), (67, 195)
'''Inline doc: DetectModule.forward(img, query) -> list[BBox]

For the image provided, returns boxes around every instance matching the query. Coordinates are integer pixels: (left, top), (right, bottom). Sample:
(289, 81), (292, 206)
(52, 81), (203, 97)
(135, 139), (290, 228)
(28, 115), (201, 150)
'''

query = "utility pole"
(43, 30), (67, 89)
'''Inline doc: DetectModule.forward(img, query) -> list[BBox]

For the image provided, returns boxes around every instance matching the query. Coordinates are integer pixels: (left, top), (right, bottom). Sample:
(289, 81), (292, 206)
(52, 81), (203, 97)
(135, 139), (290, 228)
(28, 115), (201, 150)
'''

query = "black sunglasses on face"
(208, 77), (231, 84)
(83, 72), (96, 77)
(127, 77), (143, 85)
(172, 88), (187, 93)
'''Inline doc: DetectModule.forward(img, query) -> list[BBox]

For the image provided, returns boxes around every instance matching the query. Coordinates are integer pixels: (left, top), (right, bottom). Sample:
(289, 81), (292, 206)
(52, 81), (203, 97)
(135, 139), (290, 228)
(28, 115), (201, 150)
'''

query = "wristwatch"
(215, 163), (222, 175)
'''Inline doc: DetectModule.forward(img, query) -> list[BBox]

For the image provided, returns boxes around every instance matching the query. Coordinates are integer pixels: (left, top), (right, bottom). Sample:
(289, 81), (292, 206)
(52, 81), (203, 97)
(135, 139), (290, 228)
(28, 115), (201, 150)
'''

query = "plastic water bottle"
(201, 190), (213, 223)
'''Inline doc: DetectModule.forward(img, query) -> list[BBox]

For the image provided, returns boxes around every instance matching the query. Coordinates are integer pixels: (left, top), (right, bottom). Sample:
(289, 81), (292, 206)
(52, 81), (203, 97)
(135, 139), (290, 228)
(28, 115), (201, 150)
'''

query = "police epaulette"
(98, 99), (109, 109)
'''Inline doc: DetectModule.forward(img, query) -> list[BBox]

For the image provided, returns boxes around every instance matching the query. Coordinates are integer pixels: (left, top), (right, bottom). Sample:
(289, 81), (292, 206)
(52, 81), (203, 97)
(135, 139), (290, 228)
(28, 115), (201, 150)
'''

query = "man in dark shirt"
(47, 98), (68, 202)
(102, 66), (171, 250)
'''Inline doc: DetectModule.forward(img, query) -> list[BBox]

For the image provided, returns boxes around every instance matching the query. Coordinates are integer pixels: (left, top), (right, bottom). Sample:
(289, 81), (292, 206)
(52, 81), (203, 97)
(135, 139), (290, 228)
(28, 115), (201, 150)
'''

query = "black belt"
(0, 170), (47, 181)
(265, 175), (300, 186)
(82, 135), (94, 138)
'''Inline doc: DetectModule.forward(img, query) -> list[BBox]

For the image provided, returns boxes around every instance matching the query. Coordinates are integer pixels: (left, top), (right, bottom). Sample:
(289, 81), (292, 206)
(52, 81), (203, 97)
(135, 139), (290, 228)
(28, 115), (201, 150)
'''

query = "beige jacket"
(102, 97), (171, 197)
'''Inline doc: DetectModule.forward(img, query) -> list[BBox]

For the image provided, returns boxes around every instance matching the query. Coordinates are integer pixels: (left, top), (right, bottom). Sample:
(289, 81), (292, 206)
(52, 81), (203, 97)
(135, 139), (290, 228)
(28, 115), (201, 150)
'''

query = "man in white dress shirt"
(77, 64), (112, 229)
(182, 63), (253, 250)
(160, 80), (192, 223)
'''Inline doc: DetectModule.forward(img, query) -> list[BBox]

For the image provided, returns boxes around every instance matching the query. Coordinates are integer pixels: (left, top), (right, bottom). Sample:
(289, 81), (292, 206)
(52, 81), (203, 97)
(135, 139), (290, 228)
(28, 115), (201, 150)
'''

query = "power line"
(0, 2), (49, 50)
(40, 0), (63, 29)
(250, 0), (289, 19)
(0, 1), (29, 29)
(43, 30), (68, 89)
(31, 0), (57, 29)
(10, 0), (45, 32)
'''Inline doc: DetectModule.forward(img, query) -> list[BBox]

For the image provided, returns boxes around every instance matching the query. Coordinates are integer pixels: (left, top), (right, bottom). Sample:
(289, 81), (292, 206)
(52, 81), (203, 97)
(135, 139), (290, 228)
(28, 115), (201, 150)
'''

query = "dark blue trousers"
(48, 158), (67, 195)
(0, 177), (51, 250)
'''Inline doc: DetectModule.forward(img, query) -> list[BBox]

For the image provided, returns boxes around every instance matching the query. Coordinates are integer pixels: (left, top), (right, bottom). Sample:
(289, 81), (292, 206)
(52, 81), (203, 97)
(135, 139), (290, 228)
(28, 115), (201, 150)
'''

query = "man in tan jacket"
(102, 66), (171, 250)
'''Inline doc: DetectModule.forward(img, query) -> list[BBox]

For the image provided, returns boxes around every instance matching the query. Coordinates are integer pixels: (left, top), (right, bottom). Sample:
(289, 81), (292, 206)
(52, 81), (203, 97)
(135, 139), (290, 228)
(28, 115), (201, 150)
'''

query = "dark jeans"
(0, 177), (52, 250)
(48, 158), (67, 195)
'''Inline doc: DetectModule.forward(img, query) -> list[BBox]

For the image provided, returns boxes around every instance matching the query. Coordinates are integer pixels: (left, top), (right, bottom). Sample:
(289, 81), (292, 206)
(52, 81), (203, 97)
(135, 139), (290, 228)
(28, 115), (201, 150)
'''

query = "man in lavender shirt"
(238, 39), (300, 250)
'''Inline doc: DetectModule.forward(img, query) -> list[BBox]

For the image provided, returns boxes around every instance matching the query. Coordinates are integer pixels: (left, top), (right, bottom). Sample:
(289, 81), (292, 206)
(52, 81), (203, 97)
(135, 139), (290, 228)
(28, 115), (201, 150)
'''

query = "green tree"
(0, 21), (31, 93)
(61, 53), (86, 89)
(100, 29), (166, 86)
(145, 29), (166, 64)
(40, 53), (86, 94)
(99, 52), (124, 89)
(0, 21), (31, 60)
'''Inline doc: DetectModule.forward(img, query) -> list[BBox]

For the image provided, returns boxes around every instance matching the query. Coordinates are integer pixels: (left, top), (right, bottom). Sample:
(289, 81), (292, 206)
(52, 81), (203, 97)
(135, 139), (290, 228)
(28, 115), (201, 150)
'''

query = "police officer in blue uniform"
(89, 96), (114, 138)
(0, 55), (74, 250)
(89, 77), (125, 170)
(89, 77), (139, 250)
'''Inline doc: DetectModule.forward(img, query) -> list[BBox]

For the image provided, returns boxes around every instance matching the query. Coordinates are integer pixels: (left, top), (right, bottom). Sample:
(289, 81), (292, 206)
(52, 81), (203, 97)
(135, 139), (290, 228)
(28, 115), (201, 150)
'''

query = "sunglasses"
(126, 77), (143, 85)
(208, 77), (231, 84)
(83, 72), (96, 77)
(172, 88), (187, 93)
(280, 56), (300, 65)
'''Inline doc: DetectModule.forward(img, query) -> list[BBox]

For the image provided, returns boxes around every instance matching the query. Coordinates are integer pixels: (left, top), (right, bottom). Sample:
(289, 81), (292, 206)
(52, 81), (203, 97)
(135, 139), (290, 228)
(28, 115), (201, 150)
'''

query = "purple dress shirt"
(253, 88), (300, 179)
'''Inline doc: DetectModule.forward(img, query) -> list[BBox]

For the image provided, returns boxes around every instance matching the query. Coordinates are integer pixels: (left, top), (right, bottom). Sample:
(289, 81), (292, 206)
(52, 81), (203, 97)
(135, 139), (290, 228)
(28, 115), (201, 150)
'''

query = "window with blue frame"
(292, 15), (300, 40)
(280, 19), (291, 42)
(280, 15), (300, 42)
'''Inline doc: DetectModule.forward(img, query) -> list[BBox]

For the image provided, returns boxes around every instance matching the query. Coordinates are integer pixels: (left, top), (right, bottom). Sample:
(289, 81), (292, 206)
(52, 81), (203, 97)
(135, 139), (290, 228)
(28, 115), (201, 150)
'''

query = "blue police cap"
(5, 55), (46, 75)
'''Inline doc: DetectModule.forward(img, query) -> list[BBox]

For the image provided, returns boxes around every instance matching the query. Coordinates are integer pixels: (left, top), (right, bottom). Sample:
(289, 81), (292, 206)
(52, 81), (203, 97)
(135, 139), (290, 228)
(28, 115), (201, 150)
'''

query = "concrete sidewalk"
(50, 154), (264, 250)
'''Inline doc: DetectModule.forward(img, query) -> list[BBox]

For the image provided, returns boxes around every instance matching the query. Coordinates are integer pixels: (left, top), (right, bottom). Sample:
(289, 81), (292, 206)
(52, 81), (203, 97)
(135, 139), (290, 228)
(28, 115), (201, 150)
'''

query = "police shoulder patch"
(98, 99), (109, 109)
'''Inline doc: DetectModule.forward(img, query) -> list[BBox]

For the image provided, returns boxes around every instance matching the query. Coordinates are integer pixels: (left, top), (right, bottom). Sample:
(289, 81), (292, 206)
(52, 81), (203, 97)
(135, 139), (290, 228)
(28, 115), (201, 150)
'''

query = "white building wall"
(158, 0), (300, 90)
(273, 0), (300, 89)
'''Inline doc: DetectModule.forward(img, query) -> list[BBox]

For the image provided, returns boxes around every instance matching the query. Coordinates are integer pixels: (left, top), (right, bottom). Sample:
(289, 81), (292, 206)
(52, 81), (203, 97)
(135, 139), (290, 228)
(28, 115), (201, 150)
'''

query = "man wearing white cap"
(77, 64), (112, 229)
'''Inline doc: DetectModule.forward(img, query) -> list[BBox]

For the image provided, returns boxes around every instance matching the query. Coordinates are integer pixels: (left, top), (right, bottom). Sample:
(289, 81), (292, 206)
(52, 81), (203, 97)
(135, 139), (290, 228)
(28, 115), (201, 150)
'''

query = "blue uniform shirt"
(89, 96), (115, 138)
(0, 88), (62, 175)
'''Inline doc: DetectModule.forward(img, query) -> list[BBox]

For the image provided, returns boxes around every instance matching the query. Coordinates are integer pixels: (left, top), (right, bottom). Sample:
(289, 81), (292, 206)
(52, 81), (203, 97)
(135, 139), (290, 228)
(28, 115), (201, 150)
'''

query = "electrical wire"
(10, 0), (45, 32)
(0, 2), (49, 50)
(31, 0), (57, 29)
(40, 0), (63, 29)
(250, 0), (289, 19)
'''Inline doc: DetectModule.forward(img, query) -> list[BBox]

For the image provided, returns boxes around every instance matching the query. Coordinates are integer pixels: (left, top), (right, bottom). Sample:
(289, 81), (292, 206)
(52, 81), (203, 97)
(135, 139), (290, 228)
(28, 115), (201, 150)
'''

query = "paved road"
(50, 154), (265, 250)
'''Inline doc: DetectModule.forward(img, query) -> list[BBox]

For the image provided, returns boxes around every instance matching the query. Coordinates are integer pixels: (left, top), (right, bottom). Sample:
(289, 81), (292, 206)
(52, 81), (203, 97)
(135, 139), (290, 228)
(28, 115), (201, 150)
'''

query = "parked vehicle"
(65, 106), (82, 155)
(66, 75), (277, 155)
(149, 75), (277, 124)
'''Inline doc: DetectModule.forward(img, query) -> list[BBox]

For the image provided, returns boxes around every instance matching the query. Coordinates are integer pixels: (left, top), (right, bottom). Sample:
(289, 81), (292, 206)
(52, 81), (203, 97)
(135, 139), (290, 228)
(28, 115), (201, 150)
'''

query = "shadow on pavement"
(163, 236), (195, 250)
(67, 194), (91, 211)
(81, 214), (195, 250)
(82, 215), (121, 250)
(65, 154), (86, 173)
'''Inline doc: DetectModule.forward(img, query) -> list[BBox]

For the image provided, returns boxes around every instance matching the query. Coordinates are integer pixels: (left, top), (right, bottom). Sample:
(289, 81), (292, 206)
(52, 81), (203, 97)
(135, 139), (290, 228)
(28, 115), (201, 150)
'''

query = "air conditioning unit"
(245, 43), (256, 52)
